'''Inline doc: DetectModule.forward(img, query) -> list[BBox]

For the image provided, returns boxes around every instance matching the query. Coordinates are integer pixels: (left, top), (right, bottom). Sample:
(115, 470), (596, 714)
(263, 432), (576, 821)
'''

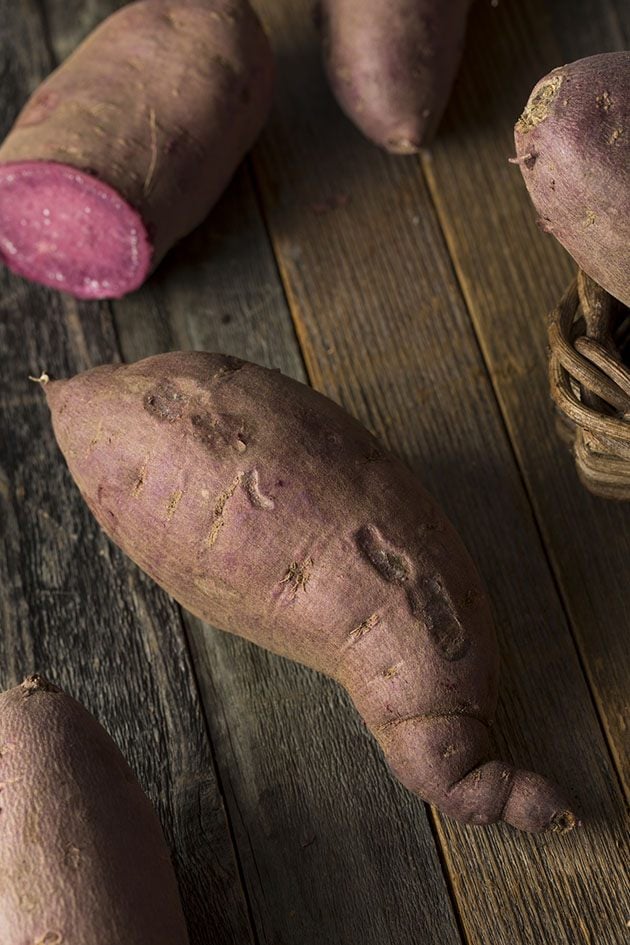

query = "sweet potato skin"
(514, 52), (630, 306)
(0, 0), (274, 298)
(319, 0), (471, 152)
(0, 675), (188, 945)
(46, 353), (576, 832)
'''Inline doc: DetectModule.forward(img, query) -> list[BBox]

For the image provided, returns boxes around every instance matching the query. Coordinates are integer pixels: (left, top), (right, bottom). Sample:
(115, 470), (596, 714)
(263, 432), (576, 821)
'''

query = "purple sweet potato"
(43, 352), (577, 833)
(514, 52), (630, 306)
(0, 675), (188, 944)
(0, 0), (274, 300)
(319, 0), (472, 152)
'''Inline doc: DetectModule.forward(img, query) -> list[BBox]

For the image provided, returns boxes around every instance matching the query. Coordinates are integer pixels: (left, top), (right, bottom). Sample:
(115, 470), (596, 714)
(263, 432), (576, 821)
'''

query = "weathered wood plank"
(247, 1), (630, 943)
(421, 0), (630, 794)
(0, 5), (254, 943)
(39, 3), (466, 943)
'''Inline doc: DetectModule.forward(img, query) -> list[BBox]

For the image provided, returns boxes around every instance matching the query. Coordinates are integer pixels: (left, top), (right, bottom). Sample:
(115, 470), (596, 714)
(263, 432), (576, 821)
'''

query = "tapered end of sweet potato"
(501, 769), (579, 833)
(0, 161), (152, 299)
(383, 714), (578, 833)
(319, 0), (471, 153)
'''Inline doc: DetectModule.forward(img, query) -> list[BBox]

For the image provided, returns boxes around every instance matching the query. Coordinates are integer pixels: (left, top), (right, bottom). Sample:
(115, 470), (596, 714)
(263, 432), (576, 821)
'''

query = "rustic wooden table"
(1, 1), (628, 942)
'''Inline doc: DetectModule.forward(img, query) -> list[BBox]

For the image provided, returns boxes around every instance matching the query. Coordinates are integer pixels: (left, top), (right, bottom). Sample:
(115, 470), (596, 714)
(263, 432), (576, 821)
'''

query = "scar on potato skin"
(166, 489), (183, 521)
(132, 461), (148, 496)
(350, 612), (379, 639)
(377, 706), (488, 736)
(143, 379), (189, 422)
(34, 933), (63, 945)
(243, 468), (274, 509)
(63, 844), (81, 870)
(357, 524), (412, 585)
(584, 209), (597, 228)
(208, 475), (243, 547)
(596, 90), (613, 111)
(357, 525), (470, 661)
(516, 74), (563, 132)
(190, 412), (247, 453)
(21, 675), (60, 695)
(282, 558), (313, 597)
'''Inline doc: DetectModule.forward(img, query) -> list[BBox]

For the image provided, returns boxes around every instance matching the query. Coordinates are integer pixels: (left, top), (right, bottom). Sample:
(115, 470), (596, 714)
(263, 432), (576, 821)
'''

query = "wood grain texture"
(39, 3), (465, 943)
(421, 0), (630, 794)
(0, 5), (254, 944)
(247, 1), (630, 943)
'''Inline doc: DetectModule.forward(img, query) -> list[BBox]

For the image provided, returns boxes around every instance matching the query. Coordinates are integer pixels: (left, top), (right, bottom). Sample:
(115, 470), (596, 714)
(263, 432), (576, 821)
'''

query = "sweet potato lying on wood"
(0, 675), (188, 944)
(319, 0), (472, 152)
(514, 52), (630, 306)
(0, 0), (274, 299)
(45, 353), (577, 832)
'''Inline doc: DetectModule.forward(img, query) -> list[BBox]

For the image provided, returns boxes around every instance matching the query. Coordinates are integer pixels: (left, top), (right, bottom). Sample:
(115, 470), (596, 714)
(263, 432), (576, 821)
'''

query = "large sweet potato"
(0, 0), (274, 299)
(45, 352), (576, 832)
(319, 0), (472, 152)
(514, 52), (630, 306)
(0, 675), (188, 944)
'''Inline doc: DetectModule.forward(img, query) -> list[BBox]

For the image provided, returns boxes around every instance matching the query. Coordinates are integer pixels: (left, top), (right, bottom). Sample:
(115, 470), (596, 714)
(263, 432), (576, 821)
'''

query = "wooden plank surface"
(246, 1), (630, 943)
(39, 4), (466, 944)
(421, 0), (630, 794)
(0, 5), (254, 944)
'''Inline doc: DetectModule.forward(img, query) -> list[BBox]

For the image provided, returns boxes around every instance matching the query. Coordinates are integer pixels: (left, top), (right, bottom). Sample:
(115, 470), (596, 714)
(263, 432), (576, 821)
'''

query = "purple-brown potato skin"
(319, 0), (472, 152)
(0, 675), (188, 945)
(46, 353), (575, 832)
(0, 0), (274, 298)
(514, 52), (630, 307)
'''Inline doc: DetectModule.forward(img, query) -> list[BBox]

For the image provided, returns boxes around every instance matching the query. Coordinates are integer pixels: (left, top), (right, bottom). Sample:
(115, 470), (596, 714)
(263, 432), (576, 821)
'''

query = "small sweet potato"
(0, 0), (274, 299)
(0, 675), (188, 944)
(44, 353), (576, 832)
(319, 0), (472, 152)
(514, 52), (630, 306)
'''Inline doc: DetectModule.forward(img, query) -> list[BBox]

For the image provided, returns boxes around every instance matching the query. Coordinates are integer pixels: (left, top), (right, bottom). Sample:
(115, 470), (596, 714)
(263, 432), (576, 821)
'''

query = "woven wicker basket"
(548, 270), (630, 500)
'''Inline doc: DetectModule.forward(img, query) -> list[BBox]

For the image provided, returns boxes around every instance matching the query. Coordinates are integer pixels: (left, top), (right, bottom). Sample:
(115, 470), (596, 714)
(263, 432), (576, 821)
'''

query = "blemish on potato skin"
(584, 209), (597, 228)
(596, 90), (613, 111)
(166, 489), (183, 521)
(281, 558), (313, 597)
(34, 932), (64, 945)
(357, 524), (411, 585)
(516, 74), (563, 132)
(208, 475), (243, 546)
(63, 843), (81, 870)
(243, 468), (274, 510)
(350, 612), (379, 639)
(132, 462), (147, 497)
(144, 380), (188, 422)
(190, 412), (248, 453)
(357, 525), (469, 661)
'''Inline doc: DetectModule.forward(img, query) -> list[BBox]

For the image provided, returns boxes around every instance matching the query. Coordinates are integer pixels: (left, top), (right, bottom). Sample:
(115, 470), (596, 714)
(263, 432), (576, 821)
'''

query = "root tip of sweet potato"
(21, 674), (61, 694)
(548, 808), (581, 833)
(501, 769), (578, 834)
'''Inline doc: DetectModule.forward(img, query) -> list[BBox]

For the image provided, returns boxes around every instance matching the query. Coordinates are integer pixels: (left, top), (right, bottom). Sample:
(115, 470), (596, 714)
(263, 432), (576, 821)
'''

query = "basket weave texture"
(548, 270), (630, 501)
